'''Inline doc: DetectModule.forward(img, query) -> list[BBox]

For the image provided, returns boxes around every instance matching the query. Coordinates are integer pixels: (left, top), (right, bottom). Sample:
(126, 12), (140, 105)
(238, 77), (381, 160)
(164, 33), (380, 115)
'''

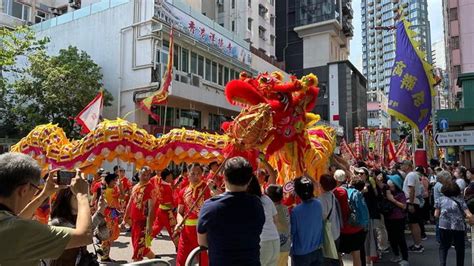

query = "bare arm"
(146, 199), (155, 234)
(434, 208), (440, 218)
(197, 232), (208, 247)
(260, 157), (277, 185)
(408, 186), (415, 204)
(19, 192), (49, 219)
(176, 204), (184, 229)
(65, 193), (92, 249)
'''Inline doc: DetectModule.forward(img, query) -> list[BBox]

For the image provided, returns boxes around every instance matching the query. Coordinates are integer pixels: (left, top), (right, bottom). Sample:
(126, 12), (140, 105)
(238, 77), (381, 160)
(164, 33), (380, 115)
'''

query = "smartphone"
(57, 171), (76, 185)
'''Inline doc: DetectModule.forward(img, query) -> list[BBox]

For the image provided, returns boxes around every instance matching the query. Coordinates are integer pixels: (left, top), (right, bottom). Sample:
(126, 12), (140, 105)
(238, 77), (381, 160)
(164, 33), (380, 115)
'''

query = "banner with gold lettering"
(388, 19), (435, 131)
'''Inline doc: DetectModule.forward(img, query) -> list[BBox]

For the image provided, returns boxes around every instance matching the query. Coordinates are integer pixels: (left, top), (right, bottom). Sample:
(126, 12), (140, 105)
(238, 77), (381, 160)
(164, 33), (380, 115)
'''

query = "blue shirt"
(198, 192), (265, 266)
(290, 198), (324, 255)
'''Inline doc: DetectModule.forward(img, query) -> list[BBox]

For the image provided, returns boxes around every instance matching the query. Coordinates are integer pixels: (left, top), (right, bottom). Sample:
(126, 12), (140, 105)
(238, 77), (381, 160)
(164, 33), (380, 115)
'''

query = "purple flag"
(388, 20), (433, 131)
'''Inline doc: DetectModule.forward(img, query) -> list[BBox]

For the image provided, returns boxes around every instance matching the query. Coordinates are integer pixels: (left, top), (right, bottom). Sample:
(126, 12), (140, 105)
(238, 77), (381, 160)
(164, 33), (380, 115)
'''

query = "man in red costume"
(205, 161), (224, 196)
(115, 166), (132, 212)
(176, 163), (211, 266)
(151, 168), (178, 248)
(122, 166), (156, 261)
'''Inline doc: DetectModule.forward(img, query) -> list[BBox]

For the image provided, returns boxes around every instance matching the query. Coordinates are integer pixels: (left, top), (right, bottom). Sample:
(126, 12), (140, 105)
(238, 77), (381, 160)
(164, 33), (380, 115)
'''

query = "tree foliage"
(0, 26), (49, 138)
(11, 46), (113, 138)
(1, 27), (112, 138)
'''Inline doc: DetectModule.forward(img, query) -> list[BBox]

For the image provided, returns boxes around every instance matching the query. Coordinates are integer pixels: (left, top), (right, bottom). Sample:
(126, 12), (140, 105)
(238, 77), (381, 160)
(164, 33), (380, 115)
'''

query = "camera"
(57, 171), (76, 185)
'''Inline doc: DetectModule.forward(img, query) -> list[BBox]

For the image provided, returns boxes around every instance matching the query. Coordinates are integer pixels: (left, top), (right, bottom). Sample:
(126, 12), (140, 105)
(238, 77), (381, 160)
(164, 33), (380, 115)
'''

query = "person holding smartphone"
(0, 152), (92, 266)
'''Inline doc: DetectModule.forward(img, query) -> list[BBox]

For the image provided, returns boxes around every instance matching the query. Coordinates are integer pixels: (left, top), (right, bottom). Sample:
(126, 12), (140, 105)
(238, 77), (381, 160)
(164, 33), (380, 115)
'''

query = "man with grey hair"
(0, 152), (92, 265)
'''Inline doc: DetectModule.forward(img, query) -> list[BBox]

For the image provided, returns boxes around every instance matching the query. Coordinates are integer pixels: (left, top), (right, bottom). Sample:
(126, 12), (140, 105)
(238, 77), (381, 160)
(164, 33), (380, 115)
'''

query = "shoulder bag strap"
(326, 194), (334, 220)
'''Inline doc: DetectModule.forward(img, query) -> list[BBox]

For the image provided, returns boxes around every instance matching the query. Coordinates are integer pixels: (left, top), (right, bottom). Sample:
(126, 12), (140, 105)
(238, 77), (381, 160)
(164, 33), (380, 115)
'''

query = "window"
(149, 106), (176, 126)
(35, 10), (48, 23)
(205, 58), (212, 81)
(259, 4), (268, 17)
(212, 61), (217, 83)
(248, 0), (251, 7)
(451, 36), (460, 49)
(270, 35), (275, 46)
(173, 44), (180, 70)
(191, 52), (198, 74)
(198, 55), (204, 77)
(232, 0), (235, 9)
(270, 15), (275, 27)
(219, 23), (224, 27)
(181, 48), (189, 72)
(218, 64), (223, 85)
(248, 18), (253, 31)
(230, 69), (235, 82)
(258, 26), (266, 39)
(449, 8), (458, 21)
(217, 1), (224, 13)
(269, 0), (274, 5)
(209, 114), (226, 131)
(11, 1), (31, 21)
(180, 109), (201, 129)
(232, 21), (235, 32)
(224, 67), (229, 84)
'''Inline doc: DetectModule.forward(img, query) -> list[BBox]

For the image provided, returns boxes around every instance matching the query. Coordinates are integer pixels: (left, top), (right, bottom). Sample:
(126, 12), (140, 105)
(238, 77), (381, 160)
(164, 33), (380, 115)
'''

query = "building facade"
(185, 0), (277, 58)
(443, 0), (474, 108)
(31, 0), (286, 137)
(275, 0), (353, 75)
(302, 60), (368, 141)
(0, 0), (80, 28)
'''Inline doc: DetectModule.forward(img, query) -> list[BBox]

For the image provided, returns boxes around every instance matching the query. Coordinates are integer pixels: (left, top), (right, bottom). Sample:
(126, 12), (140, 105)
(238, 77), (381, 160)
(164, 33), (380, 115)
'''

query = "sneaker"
(408, 245), (424, 253)
(399, 260), (409, 266)
(379, 247), (390, 253)
(390, 256), (402, 263)
(421, 236), (428, 241)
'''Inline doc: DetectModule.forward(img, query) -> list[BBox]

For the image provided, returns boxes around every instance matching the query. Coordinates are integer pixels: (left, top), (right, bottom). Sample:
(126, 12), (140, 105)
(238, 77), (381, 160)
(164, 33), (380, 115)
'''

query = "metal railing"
(185, 246), (208, 266)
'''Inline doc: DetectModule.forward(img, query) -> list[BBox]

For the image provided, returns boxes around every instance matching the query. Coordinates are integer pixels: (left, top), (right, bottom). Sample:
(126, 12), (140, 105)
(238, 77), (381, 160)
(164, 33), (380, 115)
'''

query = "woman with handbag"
(318, 174), (342, 266)
(435, 180), (474, 266)
(384, 174), (409, 266)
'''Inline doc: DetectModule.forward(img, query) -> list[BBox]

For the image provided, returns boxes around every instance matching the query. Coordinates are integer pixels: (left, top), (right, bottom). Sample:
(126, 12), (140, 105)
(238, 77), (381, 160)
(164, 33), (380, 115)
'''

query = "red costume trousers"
(176, 225), (208, 266)
(152, 208), (178, 247)
(131, 220), (151, 261)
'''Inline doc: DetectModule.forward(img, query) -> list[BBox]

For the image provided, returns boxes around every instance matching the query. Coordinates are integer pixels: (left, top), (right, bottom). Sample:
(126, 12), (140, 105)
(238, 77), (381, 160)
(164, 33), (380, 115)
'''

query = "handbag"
(322, 195), (339, 260)
(77, 247), (99, 266)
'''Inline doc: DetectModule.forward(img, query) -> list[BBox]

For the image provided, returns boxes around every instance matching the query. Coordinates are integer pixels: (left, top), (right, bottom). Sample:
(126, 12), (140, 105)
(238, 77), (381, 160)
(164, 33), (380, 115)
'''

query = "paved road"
(90, 229), (472, 265)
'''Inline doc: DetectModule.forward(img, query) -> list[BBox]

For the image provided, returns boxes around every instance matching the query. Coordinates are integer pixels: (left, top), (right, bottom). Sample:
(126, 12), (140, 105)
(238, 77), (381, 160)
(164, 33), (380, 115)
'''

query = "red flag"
(75, 91), (103, 134)
(140, 27), (174, 121)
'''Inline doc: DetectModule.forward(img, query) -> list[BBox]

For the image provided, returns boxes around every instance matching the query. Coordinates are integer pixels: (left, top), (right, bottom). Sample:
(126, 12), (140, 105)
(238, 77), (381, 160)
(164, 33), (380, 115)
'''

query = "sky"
(349, 0), (445, 71)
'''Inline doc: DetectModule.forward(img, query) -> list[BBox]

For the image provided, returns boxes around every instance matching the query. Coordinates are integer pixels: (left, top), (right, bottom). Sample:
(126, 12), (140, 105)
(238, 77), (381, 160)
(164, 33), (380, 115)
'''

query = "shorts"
(338, 230), (367, 254)
(407, 204), (421, 224)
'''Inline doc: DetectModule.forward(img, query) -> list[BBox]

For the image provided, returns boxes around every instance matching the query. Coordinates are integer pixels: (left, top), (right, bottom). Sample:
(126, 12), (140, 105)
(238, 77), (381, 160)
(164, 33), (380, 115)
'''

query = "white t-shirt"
(319, 191), (341, 240)
(260, 195), (280, 242)
(456, 178), (467, 191)
(403, 171), (422, 205)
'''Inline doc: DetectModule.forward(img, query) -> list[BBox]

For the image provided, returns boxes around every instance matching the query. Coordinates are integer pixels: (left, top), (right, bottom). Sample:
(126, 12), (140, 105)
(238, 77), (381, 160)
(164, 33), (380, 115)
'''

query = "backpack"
(345, 187), (369, 228)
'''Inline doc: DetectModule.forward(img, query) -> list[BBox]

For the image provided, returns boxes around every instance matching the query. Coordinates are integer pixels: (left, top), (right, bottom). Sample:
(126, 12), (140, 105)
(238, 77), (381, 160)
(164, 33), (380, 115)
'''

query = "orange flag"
(140, 27), (174, 121)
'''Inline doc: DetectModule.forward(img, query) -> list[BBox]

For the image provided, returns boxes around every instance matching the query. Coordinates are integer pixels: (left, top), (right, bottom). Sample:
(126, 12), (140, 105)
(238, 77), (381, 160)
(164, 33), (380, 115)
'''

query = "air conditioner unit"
(180, 74), (189, 84)
(191, 74), (201, 87)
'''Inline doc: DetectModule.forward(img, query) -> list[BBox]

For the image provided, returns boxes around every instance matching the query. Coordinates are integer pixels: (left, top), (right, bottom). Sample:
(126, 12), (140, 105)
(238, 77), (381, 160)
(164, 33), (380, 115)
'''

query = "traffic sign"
(439, 118), (449, 131)
(435, 130), (474, 147)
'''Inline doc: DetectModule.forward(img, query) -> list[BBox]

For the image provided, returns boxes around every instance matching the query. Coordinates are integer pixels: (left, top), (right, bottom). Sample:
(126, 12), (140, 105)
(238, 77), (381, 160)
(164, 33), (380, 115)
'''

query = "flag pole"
(412, 127), (416, 165)
(162, 101), (168, 135)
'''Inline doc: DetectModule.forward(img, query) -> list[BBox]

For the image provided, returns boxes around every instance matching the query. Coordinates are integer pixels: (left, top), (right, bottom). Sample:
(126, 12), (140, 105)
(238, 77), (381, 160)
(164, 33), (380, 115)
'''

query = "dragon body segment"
(12, 72), (335, 182)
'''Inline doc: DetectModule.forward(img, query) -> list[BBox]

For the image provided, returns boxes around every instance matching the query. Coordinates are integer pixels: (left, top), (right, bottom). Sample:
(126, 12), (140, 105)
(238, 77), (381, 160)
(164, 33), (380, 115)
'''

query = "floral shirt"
(435, 196), (467, 231)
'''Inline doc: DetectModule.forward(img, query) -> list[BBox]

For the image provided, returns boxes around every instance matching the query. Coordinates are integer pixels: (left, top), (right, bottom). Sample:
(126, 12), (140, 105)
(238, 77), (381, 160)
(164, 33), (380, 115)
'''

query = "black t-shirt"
(198, 191), (265, 266)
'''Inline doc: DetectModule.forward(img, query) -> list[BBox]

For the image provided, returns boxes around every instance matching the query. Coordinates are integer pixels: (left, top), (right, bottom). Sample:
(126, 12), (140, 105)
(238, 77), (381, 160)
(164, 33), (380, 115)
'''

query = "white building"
(432, 39), (446, 70)
(31, 0), (286, 135)
(184, 0), (276, 58)
(0, 0), (79, 28)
